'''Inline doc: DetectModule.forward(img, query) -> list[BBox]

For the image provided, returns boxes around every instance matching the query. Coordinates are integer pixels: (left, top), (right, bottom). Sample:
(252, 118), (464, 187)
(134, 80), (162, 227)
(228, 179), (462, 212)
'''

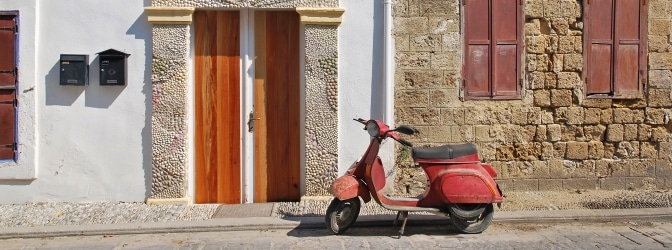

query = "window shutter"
(491, 0), (521, 97)
(464, 0), (491, 98)
(0, 14), (16, 160)
(613, 0), (644, 96)
(586, 0), (614, 95)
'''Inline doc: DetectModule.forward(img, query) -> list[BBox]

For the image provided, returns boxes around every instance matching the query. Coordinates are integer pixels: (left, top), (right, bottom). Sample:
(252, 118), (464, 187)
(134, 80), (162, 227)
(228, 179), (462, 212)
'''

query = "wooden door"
(253, 11), (301, 203)
(0, 14), (16, 160)
(194, 11), (241, 204)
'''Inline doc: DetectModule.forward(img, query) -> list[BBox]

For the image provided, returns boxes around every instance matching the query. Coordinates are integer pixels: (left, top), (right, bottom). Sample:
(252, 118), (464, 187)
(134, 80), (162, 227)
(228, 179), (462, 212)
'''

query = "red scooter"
(326, 118), (503, 236)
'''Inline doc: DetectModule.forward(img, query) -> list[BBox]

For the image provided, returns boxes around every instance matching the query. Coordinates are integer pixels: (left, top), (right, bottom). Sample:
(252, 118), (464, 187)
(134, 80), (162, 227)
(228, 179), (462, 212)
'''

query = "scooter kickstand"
(397, 211), (409, 239)
(393, 211), (401, 227)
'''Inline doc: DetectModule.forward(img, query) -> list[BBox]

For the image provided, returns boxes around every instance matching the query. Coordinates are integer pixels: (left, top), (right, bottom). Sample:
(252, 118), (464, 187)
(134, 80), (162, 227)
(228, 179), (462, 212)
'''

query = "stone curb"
(1, 208), (672, 240)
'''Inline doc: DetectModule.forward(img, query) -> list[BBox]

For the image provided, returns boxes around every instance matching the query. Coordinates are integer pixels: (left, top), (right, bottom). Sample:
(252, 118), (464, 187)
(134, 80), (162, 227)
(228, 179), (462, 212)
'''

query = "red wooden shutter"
(0, 14), (16, 160)
(464, 0), (491, 98)
(613, 0), (644, 96)
(491, 0), (521, 97)
(586, 0), (614, 95)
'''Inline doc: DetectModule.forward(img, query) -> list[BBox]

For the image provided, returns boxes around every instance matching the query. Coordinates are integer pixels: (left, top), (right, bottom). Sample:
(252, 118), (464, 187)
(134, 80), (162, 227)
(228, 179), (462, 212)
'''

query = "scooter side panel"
(328, 175), (371, 203)
(440, 168), (501, 204)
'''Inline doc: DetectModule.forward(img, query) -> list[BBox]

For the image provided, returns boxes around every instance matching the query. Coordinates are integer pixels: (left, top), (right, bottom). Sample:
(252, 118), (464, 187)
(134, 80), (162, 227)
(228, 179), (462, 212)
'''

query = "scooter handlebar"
(397, 138), (413, 147)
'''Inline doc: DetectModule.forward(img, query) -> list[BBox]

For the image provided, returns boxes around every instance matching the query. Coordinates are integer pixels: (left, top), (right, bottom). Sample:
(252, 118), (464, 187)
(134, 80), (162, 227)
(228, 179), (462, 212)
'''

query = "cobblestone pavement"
(2, 220), (672, 249)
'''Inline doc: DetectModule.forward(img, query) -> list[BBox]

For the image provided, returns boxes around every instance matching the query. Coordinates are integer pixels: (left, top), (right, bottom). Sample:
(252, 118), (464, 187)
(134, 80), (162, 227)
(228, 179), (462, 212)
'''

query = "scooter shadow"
(285, 214), (463, 238)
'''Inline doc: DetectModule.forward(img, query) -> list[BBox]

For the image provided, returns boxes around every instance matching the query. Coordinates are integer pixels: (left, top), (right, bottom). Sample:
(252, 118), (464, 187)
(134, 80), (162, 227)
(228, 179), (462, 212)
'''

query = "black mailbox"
(97, 49), (130, 86)
(59, 54), (89, 86)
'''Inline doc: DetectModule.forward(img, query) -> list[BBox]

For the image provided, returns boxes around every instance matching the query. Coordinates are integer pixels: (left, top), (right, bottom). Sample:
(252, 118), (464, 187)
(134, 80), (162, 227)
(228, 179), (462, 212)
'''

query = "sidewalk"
(1, 190), (671, 239)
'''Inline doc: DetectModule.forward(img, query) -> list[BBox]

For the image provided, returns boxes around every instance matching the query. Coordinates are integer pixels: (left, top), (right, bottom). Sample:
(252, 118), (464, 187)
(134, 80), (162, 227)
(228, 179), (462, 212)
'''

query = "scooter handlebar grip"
(397, 139), (413, 147)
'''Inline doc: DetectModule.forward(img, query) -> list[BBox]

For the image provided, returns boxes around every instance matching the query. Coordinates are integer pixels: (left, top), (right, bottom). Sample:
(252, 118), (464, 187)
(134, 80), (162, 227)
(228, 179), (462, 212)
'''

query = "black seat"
(412, 143), (478, 160)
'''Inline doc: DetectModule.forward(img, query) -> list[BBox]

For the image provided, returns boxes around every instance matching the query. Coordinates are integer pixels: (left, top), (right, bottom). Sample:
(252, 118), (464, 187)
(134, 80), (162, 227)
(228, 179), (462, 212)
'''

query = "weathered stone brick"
(544, 0), (562, 18)
(606, 124), (624, 142)
(397, 107), (440, 125)
(410, 35), (442, 52)
(429, 89), (454, 107)
(551, 89), (573, 107)
(394, 17), (429, 34)
(649, 19), (671, 36)
(525, 19), (542, 36)
(649, 0), (670, 19)
(638, 124), (652, 141)
(640, 142), (658, 158)
(557, 72), (580, 89)
(439, 109), (456, 125)
(397, 52), (431, 69)
(651, 126), (670, 141)
(584, 125), (606, 141)
(649, 53), (672, 70)
(396, 90), (429, 107)
(541, 110), (555, 124)
(649, 70), (672, 88)
(561, 125), (584, 141)
(548, 159), (570, 178)
(572, 160), (596, 178)
(625, 177), (657, 190)
(453, 108), (465, 125)
(573, 35), (583, 53)
(541, 142), (554, 160)
(600, 177), (626, 190)
(535, 125), (547, 142)
(602, 160), (630, 177)
(547, 36), (560, 54)
(547, 124), (562, 141)
(561, 1), (581, 18)
(511, 107), (529, 125)
(474, 125), (493, 142)
(525, 0), (544, 18)
(623, 124), (639, 141)
(478, 143), (497, 162)
(555, 107), (584, 124)
(645, 108), (666, 124)
(613, 99), (647, 109)
(451, 125), (474, 142)
(659, 142), (672, 160)
(430, 17), (460, 35)
(442, 33), (460, 52)
(649, 36), (672, 53)
(630, 159), (656, 176)
(534, 90), (551, 107)
(588, 141), (605, 159)
(397, 70), (443, 89)
(604, 143), (616, 159)
(563, 54), (583, 71)
(528, 108), (542, 125)
(545, 72), (558, 88)
(582, 99), (612, 108)
(419, 1), (459, 16)
(553, 142), (567, 158)
(514, 179), (539, 191)
(526, 35), (548, 54)
(557, 36), (575, 53)
(656, 159), (672, 177)
(551, 53), (564, 72)
(496, 145), (515, 161)
(567, 142), (589, 160)
(551, 18), (569, 35)
(539, 179), (564, 191)
(515, 143), (542, 161)
(613, 108), (645, 123)
(563, 178), (598, 190)
(584, 108), (601, 124)
(407, 125), (452, 143)
(395, 34), (410, 51)
(616, 142), (640, 159)
(529, 72), (545, 90)
(648, 89), (672, 107)
(529, 54), (551, 71)
(430, 52), (459, 70)
(600, 109), (613, 124)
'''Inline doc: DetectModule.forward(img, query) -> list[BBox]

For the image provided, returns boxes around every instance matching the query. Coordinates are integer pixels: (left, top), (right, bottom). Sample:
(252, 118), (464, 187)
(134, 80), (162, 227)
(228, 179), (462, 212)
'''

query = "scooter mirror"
(394, 125), (416, 135)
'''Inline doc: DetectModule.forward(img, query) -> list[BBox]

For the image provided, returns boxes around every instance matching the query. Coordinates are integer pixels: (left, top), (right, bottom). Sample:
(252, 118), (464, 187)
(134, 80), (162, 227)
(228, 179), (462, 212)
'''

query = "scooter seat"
(412, 143), (478, 160)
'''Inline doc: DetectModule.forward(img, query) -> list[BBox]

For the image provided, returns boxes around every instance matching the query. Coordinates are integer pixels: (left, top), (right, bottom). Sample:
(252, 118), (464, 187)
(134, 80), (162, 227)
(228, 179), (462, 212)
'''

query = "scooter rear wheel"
(325, 197), (361, 234)
(447, 203), (487, 220)
(448, 203), (494, 234)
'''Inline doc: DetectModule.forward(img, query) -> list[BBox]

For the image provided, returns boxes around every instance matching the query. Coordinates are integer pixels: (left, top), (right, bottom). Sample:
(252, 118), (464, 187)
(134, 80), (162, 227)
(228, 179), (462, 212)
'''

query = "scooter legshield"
(328, 175), (371, 203)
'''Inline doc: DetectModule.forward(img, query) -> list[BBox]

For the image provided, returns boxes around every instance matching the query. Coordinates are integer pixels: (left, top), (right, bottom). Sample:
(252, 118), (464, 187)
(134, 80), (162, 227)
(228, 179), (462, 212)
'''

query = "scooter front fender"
(328, 175), (371, 203)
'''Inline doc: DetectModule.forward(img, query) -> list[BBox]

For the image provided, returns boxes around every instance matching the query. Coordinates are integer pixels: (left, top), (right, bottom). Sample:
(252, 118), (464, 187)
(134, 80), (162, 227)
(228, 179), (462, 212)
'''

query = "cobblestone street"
(3, 219), (672, 249)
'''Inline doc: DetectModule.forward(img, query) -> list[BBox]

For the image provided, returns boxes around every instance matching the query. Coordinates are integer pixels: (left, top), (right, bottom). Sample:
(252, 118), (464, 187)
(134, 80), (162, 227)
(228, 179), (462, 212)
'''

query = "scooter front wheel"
(325, 197), (361, 234)
(449, 203), (494, 234)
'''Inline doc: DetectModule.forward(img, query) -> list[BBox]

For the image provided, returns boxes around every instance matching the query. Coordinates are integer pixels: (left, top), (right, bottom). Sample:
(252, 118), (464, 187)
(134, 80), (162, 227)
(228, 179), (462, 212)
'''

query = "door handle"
(247, 111), (261, 132)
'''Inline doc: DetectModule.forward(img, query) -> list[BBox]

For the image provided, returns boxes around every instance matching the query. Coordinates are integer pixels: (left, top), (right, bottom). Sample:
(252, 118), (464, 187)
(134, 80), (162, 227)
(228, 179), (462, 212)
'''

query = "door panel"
(194, 11), (241, 204)
(254, 11), (301, 202)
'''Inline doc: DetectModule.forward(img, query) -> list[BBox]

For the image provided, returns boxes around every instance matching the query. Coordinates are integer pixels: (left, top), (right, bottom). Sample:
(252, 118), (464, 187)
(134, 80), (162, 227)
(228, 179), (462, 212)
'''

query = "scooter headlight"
(365, 120), (380, 137)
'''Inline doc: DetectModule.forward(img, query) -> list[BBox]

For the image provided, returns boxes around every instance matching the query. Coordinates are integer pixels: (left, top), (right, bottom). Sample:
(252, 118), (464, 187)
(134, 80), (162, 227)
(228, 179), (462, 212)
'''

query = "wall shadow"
(44, 60), (84, 106)
(0, 180), (34, 186)
(369, 0), (384, 120)
(84, 55), (127, 108)
(128, 1), (154, 199)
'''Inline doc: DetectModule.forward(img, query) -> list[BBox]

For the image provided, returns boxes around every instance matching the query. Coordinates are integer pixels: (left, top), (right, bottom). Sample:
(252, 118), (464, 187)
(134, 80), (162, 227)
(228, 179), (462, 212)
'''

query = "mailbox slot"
(59, 54), (89, 86)
(97, 49), (130, 86)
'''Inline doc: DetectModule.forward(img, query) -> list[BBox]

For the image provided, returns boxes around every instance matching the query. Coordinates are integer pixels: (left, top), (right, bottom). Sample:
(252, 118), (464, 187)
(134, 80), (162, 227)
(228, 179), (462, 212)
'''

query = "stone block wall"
(393, 0), (672, 195)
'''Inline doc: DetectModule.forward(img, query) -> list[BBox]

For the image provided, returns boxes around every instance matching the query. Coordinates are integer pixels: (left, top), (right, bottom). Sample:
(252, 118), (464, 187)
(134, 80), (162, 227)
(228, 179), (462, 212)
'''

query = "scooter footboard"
(328, 175), (371, 203)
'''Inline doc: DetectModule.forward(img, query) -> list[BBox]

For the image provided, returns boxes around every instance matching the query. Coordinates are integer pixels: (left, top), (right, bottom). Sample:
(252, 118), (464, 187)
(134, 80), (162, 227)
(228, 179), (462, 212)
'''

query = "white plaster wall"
(339, 0), (395, 178)
(0, 0), (152, 204)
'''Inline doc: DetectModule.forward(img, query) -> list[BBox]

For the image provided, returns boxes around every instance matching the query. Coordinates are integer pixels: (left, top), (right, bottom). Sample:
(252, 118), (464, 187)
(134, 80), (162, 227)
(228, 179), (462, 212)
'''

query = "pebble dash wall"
(393, 0), (672, 195)
(147, 0), (341, 203)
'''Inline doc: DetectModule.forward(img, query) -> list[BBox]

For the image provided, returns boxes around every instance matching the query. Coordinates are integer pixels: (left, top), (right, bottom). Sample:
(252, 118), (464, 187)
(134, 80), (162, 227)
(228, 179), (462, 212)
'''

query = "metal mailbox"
(97, 49), (130, 86)
(59, 54), (89, 86)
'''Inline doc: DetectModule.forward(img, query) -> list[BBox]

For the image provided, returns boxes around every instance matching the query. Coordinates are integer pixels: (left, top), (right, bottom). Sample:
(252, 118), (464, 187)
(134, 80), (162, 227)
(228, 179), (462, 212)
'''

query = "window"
(0, 13), (17, 161)
(463, 0), (523, 100)
(585, 0), (647, 98)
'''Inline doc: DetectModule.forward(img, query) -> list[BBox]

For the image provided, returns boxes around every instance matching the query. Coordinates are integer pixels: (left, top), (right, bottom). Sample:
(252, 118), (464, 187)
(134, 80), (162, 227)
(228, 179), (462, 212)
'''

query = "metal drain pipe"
(383, 0), (394, 127)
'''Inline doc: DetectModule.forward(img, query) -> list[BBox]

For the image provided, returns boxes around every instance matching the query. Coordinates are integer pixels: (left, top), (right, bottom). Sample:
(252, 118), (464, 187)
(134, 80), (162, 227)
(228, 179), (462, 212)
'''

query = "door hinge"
(0, 99), (16, 106)
(1, 143), (17, 151)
